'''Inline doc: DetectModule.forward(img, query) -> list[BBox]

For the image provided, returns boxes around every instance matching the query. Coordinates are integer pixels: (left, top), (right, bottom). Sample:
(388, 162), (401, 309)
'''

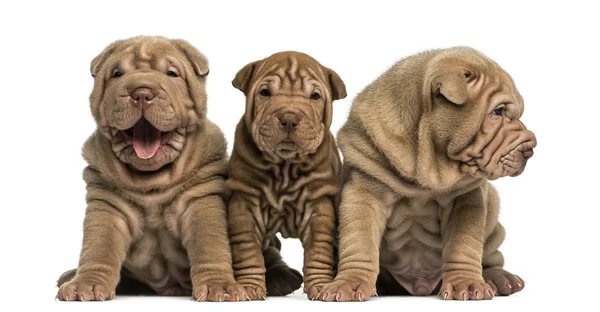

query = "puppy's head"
(232, 51), (346, 160)
(89, 36), (209, 171)
(426, 47), (537, 180)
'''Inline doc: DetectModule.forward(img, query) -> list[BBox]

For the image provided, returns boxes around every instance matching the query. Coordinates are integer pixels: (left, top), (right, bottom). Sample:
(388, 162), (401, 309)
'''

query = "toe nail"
(507, 283), (512, 289)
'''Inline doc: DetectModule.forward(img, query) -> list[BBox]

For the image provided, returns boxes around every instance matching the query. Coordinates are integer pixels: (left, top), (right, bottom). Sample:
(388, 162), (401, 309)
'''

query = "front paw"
(483, 268), (525, 296)
(56, 276), (115, 301)
(192, 281), (248, 302)
(317, 279), (376, 302)
(242, 285), (267, 300)
(440, 279), (494, 300)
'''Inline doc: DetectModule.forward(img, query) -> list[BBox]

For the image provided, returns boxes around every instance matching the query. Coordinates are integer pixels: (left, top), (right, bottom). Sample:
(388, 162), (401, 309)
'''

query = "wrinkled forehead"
(476, 64), (524, 115)
(254, 55), (327, 93)
(106, 40), (187, 72)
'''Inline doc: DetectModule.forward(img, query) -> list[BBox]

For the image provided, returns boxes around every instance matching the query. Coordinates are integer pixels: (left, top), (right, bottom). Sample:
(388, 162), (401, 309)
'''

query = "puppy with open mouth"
(56, 36), (246, 302)
(226, 51), (347, 299)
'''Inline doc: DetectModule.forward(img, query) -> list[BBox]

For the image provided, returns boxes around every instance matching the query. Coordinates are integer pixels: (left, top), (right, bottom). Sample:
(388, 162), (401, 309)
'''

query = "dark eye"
(259, 89), (271, 97)
(167, 71), (178, 77)
(492, 106), (505, 116)
(310, 92), (321, 100)
(112, 71), (123, 78)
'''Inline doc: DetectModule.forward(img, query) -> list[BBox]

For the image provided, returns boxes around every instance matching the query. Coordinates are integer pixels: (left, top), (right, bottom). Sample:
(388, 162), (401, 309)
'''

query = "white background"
(1, 0), (598, 311)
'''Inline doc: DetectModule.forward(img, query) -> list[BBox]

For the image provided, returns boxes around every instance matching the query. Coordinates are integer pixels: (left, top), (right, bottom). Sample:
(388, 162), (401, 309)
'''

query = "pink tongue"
(132, 118), (161, 159)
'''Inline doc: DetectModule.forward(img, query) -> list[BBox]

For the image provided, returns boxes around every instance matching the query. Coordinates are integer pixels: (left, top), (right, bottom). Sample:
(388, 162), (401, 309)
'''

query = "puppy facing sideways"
(56, 36), (247, 301)
(319, 47), (537, 301)
(226, 51), (347, 299)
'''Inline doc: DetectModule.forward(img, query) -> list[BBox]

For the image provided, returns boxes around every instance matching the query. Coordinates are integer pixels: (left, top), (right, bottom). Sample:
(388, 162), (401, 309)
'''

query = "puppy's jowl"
(320, 47), (537, 301)
(56, 36), (246, 302)
(226, 52), (346, 300)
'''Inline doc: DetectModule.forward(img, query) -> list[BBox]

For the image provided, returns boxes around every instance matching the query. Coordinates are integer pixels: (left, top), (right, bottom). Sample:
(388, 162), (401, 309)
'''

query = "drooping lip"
(278, 138), (297, 151)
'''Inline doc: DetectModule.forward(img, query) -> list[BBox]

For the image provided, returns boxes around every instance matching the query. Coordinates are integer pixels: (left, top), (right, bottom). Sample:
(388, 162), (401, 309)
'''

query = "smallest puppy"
(226, 51), (346, 299)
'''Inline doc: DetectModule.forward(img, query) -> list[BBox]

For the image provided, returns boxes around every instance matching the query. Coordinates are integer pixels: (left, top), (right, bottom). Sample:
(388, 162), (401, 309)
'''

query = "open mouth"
(122, 118), (169, 159)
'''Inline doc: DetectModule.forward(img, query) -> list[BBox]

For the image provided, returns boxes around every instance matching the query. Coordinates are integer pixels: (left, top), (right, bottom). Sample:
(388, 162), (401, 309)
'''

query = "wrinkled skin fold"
(318, 46), (536, 301)
(454, 116), (536, 179)
(226, 51), (346, 300)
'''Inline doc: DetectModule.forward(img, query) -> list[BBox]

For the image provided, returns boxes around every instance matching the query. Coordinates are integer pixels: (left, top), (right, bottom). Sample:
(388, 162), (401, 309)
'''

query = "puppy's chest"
(129, 191), (181, 231)
(258, 165), (317, 238)
(380, 197), (457, 296)
(382, 198), (443, 252)
(122, 189), (189, 276)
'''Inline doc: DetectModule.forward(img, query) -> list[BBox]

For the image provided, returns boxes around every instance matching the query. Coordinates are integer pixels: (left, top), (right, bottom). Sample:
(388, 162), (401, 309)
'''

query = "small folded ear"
(323, 66), (347, 101)
(172, 39), (209, 77)
(90, 41), (121, 78)
(232, 61), (259, 94)
(432, 69), (470, 105)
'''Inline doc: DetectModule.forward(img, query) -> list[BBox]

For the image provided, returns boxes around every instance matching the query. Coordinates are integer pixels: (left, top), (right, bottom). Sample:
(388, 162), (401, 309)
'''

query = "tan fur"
(56, 36), (247, 302)
(226, 51), (346, 299)
(319, 47), (536, 301)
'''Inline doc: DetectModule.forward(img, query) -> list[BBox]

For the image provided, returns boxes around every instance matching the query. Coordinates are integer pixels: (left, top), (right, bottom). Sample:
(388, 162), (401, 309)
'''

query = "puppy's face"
(428, 50), (537, 180)
(233, 52), (346, 160)
(89, 36), (209, 171)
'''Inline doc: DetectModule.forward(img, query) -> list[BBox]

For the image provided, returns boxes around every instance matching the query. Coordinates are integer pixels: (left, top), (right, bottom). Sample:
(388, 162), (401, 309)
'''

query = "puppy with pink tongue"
(56, 36), (246, 302)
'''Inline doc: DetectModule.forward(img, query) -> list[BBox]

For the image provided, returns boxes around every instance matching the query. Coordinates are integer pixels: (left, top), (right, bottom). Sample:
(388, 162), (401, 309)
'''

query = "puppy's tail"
(56, 268), (155, 295)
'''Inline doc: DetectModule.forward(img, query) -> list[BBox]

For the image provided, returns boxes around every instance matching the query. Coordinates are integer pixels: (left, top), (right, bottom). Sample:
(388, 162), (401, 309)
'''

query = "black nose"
(130, 88), (155, 104)
(278, 113), (301, 133)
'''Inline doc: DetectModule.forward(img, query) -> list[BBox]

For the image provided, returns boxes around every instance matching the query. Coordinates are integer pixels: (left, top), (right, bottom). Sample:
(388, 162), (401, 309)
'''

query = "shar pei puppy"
(319, 47), (537, 301)
(226, 51), (347, 299)
(56, 36), (247, 302)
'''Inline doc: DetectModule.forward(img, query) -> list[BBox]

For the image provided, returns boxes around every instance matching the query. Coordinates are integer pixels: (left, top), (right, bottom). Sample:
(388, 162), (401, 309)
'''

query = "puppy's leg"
(181, 195), (247, 302)
(439, 186), (494, 301)
(300, 197), (336, 300)
(481, 185), (525, 296)
(228, 193), (267, 300)
(264, 236), (303, 296)
(319, 171), (390, 302)
(56, 202), (132, 301)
